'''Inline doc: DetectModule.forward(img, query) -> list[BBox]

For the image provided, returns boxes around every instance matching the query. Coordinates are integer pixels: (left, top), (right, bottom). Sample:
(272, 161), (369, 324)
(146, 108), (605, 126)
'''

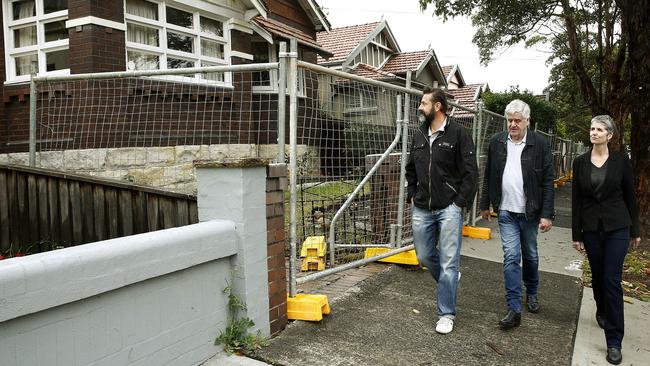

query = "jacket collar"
(498, 129), (536, 146)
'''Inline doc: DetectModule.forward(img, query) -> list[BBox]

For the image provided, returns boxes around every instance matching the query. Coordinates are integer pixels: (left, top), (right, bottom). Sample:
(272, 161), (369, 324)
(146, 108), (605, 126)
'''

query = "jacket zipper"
(445, 181), (457, 194)
(418, 129), (433, 210)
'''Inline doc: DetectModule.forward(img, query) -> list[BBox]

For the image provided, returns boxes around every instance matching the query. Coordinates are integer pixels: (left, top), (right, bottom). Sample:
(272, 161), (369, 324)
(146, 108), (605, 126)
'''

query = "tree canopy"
(481, 87), (558, 134)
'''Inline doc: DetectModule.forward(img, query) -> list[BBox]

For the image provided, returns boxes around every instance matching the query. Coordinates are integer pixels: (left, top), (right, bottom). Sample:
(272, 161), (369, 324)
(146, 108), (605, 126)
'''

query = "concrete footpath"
(212, 183), (649, 365)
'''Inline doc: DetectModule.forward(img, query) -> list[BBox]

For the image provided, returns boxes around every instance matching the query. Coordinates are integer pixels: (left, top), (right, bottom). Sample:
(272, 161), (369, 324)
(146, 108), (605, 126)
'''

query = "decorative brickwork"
(266, 163), (288, 336)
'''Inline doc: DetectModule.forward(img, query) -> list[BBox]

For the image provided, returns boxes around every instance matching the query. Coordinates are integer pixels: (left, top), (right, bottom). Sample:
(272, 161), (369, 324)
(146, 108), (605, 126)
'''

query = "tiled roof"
(350, 63), (396, 80)
(450, 84), (484, 115)
(381, 51), (430, 74)
(316, 22), (381, 63)
(442, 65), (454, 79)
(252, 16), (332, 57)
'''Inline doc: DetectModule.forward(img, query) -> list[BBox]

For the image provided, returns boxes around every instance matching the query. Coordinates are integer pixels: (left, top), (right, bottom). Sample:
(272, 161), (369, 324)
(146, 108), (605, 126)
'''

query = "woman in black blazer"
(572, 115), (641, 365)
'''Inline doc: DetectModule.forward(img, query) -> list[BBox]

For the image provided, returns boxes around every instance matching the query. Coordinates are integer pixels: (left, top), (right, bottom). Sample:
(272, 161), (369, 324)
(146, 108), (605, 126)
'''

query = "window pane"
(127, 51), (159, 70)
(167, 32), (193, 53)
(201, 62), (224, 82)
(127, 23), (158, 46)
(167, 57), (194, 69)
(44, 21), (68, 42)
(200, 39), (224, 59)
(252, 42), (270, 86)
(12, 0), (35, 20)
(200, 17), (223, 37)
(46, 49), (69, 71)
(44, 0), (67, 13)
(14, 26), (37, 47)
(166, 7), (193, 29)
(15, 54), (38, 76)
(126, 0), (158, 20)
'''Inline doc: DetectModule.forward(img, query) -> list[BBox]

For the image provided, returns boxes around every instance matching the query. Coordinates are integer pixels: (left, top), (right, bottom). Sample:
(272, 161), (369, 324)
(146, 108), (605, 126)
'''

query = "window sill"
(343, 107), (379, 116)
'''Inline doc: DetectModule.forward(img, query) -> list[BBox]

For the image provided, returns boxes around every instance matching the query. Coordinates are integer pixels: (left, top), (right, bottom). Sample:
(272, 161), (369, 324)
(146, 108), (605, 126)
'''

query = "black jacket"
(405, 117), (478, 210)
(479, 130), (555, 220)
(571, 151), (640, 241)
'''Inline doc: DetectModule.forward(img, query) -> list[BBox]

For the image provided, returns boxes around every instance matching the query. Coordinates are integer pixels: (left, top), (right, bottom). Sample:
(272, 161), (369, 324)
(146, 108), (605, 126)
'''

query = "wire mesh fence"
(31, 65), (282, 194)
(16, 54), (589, 294)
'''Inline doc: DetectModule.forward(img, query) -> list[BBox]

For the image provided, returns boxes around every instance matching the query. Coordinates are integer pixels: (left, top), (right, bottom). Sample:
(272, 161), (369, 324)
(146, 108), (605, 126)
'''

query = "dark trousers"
(583, 227), (630, 349)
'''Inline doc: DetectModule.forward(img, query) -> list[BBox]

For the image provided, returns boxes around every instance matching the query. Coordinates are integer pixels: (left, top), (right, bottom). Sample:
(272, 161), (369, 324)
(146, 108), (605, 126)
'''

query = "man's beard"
(418, 111), (433, 124)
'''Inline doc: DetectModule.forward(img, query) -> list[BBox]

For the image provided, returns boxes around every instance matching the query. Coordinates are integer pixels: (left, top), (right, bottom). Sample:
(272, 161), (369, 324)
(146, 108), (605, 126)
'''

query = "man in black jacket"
(479, 99), (555, 330)
(406, 87), (478, 334)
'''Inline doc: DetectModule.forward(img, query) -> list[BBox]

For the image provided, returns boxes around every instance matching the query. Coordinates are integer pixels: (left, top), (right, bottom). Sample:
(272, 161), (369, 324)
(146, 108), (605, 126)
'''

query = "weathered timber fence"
(0, 164), (198, 255)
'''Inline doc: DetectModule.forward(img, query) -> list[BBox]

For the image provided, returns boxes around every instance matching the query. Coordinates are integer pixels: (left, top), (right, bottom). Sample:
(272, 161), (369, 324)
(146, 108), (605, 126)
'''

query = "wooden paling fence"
(0, 164), (198, 256)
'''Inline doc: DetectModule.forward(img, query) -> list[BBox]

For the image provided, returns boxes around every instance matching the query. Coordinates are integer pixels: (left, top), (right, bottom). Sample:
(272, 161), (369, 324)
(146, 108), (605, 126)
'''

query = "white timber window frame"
(2, 0), (70, 84)
(124, 0), (232, 86)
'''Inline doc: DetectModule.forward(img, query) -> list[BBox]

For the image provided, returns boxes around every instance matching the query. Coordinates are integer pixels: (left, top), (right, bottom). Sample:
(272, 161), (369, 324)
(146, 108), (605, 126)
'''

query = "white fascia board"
(231, 51), (254, 60)
(250, 22), (273, 44)
(226, 18), (253, 34)
(66, 16), (127, 31)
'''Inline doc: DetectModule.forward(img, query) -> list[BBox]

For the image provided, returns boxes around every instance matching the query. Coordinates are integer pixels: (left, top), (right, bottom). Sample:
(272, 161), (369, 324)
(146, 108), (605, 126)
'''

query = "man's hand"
(630, 237), (641, 249)
(539, 218), (553, 233)
(573, 241), (584, 252)
(480, 209), (491, 221)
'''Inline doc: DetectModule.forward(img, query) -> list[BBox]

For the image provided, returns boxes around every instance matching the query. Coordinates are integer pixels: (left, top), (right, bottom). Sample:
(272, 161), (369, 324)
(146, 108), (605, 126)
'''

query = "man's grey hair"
(504, 99), (531, 120)
(591, 115), (616, 135)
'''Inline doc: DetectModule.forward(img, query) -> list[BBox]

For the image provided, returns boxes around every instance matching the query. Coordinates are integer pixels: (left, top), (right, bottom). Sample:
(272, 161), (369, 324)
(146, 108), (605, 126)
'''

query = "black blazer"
(571, 150), (640, 241)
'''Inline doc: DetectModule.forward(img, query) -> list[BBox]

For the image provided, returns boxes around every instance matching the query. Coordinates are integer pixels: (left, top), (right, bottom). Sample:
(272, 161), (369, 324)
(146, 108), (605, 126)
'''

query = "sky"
(317, 0), (553, 94)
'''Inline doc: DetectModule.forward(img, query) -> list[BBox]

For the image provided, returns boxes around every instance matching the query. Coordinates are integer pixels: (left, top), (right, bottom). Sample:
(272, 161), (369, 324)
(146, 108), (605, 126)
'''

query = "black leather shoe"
(499, 310), (521, 329)
(596, 313), (606, 329)
(606, 347), (622, 365)
(526, 295), (540, 313)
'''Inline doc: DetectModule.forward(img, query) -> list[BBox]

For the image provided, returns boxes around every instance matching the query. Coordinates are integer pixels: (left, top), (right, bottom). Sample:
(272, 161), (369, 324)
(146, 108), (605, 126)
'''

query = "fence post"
(287, 39), (299, 298)
(277, 42), (287, 163)
(471, 101), (483, 226)
(395, 71), (411, 247)
(29, 76), (37, 167)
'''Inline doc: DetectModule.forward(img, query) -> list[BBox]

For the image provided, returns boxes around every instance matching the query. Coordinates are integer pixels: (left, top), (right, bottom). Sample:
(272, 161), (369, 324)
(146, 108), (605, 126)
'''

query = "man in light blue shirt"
(479, 99), (555, 330)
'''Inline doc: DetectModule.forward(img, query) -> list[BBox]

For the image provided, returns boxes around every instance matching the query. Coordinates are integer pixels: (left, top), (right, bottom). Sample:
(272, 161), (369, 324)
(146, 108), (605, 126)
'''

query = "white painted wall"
(0, 164), (270, 366)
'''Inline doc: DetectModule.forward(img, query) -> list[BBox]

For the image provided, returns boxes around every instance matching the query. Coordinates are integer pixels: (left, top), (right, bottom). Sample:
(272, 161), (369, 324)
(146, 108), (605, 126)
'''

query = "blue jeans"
(583, 227), (629, 349)
(498, 210), (539, 313)
(412, 203), (463, 317)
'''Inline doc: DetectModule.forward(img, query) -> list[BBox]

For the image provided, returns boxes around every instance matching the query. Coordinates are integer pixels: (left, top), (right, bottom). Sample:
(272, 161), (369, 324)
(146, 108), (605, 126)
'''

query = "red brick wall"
(266, 163), (288, 336)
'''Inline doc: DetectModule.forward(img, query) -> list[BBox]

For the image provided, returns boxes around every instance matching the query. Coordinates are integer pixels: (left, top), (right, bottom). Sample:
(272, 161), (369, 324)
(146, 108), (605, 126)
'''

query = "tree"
(419, 0), (650, 245)
(481, 87), (558, 133)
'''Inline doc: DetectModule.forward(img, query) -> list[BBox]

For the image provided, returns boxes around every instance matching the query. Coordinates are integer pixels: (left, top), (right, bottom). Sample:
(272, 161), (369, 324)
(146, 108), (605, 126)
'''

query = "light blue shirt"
(500, 132), (527, 213)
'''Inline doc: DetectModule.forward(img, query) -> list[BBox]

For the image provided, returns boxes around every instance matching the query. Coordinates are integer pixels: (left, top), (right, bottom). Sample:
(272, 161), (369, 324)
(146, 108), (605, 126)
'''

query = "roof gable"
(317, 22), (381, 64)
(316, 20), (400, 66)
(443, 64), (466, 88)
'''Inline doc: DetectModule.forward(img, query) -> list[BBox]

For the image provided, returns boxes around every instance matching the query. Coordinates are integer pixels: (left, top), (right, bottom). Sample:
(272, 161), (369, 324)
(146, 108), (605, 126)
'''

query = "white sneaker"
(458, 271), (461, 282)
(435, 317), (454, 334)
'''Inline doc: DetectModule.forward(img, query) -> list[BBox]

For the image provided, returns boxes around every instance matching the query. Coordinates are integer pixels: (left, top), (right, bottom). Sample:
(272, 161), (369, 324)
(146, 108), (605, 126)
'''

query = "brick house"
(316, 20), (447, 125)
(0, 0), (332, 155)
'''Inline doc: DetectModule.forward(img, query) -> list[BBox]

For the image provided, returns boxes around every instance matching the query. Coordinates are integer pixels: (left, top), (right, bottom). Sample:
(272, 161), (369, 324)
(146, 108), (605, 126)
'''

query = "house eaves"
(252, 16), (333, 57)
(296, 0), (331, 32)
(234, 0), (267, 18)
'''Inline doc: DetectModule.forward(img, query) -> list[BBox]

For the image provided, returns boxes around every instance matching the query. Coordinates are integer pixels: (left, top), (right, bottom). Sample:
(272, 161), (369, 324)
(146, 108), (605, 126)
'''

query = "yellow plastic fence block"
(364, 248), (419, 266)
(462, 225), (491, 240)
(300, 236), (327, 257)
(287, 294), (330, 321)
(300, 256), (326, 271)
